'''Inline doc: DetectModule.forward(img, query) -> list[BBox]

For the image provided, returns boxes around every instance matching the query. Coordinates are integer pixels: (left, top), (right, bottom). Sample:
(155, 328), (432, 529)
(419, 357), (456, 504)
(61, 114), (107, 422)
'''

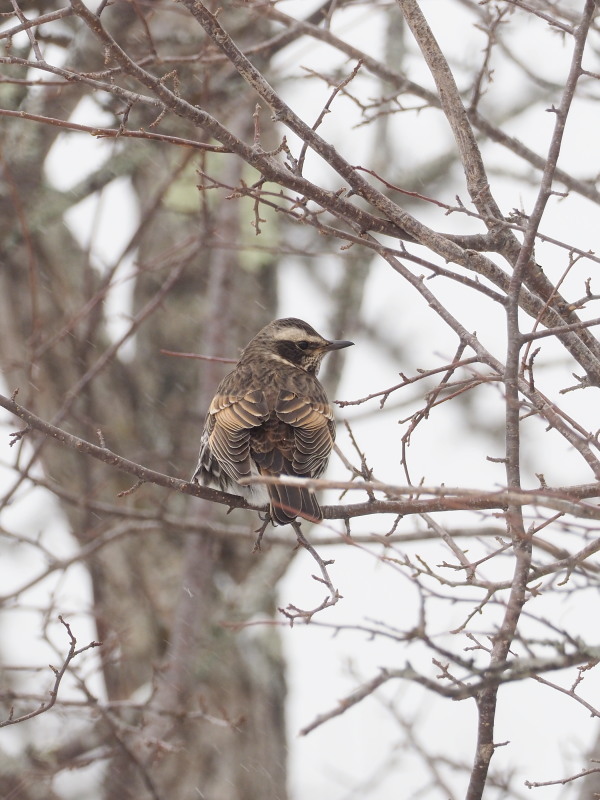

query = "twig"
(299, 669), (391, 735)
(160, 348), (237, 363)
(0, 617), (101, 728)
(0, 109), (231, 150)
(279, 522), (341, 621)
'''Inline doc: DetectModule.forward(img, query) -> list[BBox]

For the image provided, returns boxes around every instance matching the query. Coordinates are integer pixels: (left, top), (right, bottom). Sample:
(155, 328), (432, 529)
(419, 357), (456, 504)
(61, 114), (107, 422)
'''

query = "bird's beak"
(324, 338), (354, 351)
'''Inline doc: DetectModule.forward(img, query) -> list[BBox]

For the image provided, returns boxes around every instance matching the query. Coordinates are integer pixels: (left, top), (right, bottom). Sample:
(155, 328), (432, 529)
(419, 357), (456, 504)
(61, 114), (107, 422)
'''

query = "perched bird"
(193, 318), (353, 525)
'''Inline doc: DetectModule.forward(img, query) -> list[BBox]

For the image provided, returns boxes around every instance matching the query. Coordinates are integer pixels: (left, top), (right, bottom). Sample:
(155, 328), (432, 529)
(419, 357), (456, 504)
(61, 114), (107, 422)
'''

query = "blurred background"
(1, 1), (600, 798)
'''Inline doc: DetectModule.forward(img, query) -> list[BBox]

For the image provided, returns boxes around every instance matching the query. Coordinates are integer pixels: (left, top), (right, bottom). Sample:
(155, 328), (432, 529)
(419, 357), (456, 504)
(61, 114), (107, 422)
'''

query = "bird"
(192, 318), (353, 526)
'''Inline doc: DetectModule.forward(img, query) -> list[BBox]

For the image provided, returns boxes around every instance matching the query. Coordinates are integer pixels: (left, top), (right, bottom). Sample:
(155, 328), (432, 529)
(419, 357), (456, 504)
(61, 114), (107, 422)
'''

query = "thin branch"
(0, 109), (232, 151)
(0, 617), (101, 728)
(3, 392), (600, 522)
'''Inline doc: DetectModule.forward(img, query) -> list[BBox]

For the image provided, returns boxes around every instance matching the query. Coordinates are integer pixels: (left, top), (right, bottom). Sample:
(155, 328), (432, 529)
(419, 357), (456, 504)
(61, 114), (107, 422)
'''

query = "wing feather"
(275, 390), (335, 478)
(208, 390), (269, 482)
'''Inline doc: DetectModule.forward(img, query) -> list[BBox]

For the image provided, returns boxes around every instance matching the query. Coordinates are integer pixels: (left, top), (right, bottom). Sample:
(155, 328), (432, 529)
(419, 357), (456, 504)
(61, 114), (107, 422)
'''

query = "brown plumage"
(192, 318), (353, 525)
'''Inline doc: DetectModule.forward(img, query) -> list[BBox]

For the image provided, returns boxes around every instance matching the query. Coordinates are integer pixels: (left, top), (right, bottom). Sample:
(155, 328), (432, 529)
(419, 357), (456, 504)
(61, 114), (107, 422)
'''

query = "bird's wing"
(275, 390), (335, 478)
(208, 389), (269, 482)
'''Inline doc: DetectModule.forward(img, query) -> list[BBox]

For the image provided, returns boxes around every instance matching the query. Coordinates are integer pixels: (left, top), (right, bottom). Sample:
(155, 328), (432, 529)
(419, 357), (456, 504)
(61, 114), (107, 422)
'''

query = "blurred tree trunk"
(0, 3), (288, 798)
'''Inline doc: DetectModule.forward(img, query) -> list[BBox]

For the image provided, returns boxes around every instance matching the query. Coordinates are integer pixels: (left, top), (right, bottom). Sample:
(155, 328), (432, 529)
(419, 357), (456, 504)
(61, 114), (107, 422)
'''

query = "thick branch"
(1, 393), (600, 521)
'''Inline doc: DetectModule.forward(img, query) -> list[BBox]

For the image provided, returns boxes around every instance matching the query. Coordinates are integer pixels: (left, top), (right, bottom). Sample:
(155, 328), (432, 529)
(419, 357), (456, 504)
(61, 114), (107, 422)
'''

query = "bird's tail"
(267, 477), (322, 526)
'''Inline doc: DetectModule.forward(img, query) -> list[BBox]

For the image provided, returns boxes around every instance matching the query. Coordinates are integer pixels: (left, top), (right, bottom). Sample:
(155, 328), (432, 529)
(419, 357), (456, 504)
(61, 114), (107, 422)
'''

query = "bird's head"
(244, 318), (354, 375)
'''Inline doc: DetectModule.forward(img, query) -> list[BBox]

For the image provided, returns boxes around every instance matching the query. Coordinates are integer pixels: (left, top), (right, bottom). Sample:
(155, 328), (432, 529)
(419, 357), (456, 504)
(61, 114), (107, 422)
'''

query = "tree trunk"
(0, 3), (288, 797)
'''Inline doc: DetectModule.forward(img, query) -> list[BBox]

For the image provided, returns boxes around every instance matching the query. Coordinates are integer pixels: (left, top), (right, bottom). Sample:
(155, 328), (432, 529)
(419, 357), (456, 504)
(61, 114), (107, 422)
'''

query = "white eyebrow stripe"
(272, 329), (323, 343)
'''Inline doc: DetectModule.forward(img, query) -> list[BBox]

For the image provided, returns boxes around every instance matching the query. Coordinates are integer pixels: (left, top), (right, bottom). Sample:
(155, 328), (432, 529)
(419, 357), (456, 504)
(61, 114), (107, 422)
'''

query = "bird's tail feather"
(268, 482), (322, 526)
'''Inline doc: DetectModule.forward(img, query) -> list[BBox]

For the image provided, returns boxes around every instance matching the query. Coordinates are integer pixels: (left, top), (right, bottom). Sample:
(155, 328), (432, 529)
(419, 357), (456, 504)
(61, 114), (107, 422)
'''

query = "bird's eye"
(297, 341), (309, 350)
